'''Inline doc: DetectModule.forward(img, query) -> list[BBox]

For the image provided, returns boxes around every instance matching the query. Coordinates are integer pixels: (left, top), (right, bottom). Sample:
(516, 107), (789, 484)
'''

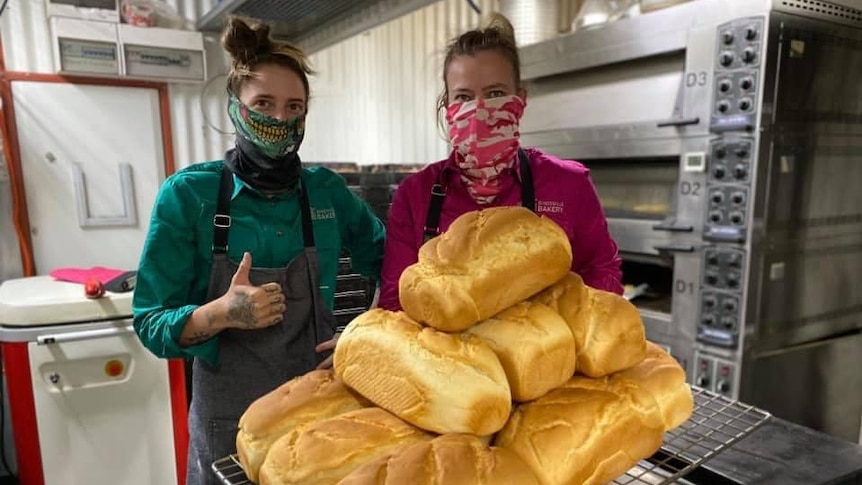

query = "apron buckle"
(213, 214), (232, 228)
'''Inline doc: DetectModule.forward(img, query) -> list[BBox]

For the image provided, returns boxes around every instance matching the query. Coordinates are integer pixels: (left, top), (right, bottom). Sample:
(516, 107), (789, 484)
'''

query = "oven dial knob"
(707, 253), (720, 266)
(722, 30), (735, 45)
(734, 164), (748, 180)
(711, 191), (725, 204)
(719, 51), (734, 67)
(745, 26), (758, 41)
(743, 48), (757, 63)
(696, 374), (711, 387)
(724, 298), (738, 312)
(728, 253), (743, 268)
(715, 146), (727, 159)
(702, 313), (717, 326)
(706, 272), (720, 286)
(727, 271), (741, 287)
(719, 79), (732, 93)
(717, 100), (731, 114)
(717, 380), (731, 394)
(739, 98), (752, 111)
(731, 192), (745, 205)
(703, 295), (718, 309)
(721, 316), (737, 330)
(713, 165), (726, 179)
(735, 145), (750, 158)
(708, 211), (723, 224)
(740, 77), (754, 90)
(730, 211), (744, 225)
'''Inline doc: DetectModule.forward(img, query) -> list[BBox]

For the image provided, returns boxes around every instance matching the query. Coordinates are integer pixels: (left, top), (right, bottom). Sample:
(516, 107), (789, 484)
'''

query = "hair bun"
(484, 12), (517, 46)
(221, 16), (274, 66)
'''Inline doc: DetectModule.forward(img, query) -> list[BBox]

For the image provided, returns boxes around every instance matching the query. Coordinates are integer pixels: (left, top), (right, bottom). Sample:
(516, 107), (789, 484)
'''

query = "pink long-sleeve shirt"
(379, 148), (623, 311)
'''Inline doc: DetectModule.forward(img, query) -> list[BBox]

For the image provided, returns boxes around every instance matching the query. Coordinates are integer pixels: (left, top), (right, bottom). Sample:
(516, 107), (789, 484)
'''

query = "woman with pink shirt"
(379, 13), (623, 311)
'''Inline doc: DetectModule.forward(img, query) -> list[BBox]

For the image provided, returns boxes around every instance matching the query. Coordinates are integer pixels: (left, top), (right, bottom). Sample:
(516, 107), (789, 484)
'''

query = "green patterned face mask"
(227, 93), (305, 158)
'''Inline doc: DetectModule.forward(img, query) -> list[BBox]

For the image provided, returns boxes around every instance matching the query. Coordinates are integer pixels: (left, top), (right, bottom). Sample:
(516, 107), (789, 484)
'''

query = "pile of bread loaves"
(235, 206), (694, 485)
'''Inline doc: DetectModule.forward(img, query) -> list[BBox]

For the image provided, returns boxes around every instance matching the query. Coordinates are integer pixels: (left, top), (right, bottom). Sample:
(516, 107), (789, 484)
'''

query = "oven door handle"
(654, 244), (696, 253)
(36, 324), (135, 346)
(653, 222), (694, 232)
(657, 117), (700, 128)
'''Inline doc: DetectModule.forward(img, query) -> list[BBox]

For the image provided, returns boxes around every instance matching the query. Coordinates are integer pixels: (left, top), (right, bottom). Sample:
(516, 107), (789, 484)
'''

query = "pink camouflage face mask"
(446, 95), (527, 204)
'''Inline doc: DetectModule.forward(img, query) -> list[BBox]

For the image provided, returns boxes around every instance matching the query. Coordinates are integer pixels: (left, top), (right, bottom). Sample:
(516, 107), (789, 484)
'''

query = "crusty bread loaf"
(612, 341), (693, 429)
(258, 407), (433, 485)
(560, 342), (693, 433)
(337, 433), (540, 485)
(533, 272), (646, 377)
(334, 309), (512, 435)
(399, 206), (573, 332)
(465, 301), (576, 402)
(236, 369), (370, 483)
(494, 386), (665, 485)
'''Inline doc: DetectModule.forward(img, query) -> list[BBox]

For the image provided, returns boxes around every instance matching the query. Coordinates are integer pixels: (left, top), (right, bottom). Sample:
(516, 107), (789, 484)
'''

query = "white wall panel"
(1, 0), (500, 168)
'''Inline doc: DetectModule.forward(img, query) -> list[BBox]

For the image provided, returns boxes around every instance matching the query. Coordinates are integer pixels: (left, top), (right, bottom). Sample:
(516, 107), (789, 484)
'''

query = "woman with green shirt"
(132, 17), (385, 485)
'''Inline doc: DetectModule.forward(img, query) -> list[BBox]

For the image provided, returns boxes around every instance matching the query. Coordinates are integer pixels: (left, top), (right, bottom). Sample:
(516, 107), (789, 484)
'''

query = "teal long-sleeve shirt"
(132, 161), (385, 367)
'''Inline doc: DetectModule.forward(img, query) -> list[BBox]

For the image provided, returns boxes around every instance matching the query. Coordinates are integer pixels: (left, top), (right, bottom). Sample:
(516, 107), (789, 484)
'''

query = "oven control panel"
(705, 137), (753, 242)
(694, 350), (737, 398)
(710, 16), (764, 133)
(698, 246), (745, 348)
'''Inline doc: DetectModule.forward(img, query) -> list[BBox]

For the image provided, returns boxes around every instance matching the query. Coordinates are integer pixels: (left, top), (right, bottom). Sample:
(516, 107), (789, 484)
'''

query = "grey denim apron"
(186, 168), (337, 485)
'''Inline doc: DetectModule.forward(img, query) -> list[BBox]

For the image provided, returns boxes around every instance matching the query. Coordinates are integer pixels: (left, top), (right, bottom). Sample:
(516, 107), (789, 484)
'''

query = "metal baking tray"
(212, 386), (771, 485)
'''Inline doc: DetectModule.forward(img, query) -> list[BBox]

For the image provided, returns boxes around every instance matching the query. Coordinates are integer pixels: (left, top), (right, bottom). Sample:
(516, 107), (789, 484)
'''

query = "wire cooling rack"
(212, 386), (770, 485)
(612, 386), (771, 484)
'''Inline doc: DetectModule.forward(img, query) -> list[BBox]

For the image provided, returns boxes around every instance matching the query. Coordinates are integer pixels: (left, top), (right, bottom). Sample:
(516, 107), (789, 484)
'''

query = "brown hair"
(221, 16), (314, 100)
(436, 13), (521, 116)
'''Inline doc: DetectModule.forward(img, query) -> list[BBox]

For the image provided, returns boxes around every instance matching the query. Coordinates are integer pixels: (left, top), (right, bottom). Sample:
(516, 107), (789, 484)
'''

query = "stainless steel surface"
(196, 0), (441, 54)
(741, 332), (862, 444)
(498, 0), (561, 47)
(0, 319), (133, 342)
(211, 387), (771, 485)
(518, 0), (862, 442)
(35, 324), (134, 346)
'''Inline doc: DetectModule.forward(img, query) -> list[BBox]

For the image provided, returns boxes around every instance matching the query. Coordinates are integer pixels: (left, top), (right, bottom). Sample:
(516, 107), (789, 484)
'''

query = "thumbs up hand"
(220, 252), (286, 330)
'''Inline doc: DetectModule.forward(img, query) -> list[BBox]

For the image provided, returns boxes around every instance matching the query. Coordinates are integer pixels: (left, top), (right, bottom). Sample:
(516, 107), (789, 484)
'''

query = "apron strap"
(214, 168), (316, 252)
(423, 183), (447, 243)
(423, 149), (535, 243)
(298, 179), (315, 248)
(518, 148), (536, 212)
(212, 167), (233, 254)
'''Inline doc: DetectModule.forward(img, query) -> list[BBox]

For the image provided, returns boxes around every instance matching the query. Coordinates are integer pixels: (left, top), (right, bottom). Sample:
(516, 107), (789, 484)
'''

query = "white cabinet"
(12, 81), (165, 274)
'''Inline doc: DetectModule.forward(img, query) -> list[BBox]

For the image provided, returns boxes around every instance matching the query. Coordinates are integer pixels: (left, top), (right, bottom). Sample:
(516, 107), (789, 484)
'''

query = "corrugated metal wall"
(2, 0), (498, 168)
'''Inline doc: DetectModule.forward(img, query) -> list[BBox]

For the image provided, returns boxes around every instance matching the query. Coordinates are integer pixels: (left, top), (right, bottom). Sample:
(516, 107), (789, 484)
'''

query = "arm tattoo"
(227, 292), (257, 329)
(182, 330), (213, 345)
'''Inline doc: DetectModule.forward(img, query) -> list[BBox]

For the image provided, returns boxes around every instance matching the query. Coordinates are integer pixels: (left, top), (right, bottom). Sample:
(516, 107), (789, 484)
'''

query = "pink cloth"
(447, 95), (526, 204)
(50, 266), (125, 284)
(379, 148), (623, 311)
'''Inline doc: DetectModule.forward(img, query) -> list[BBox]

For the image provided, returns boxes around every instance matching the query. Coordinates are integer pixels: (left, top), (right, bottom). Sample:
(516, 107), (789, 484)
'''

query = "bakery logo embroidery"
(311, 207), (336, 220)
(537, 200), (564, 214)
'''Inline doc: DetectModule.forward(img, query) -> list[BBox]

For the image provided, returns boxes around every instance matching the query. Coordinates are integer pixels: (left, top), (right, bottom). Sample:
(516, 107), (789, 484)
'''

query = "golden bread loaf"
(465, 301), (576, 402)
(258, 407), (433, 485)
(494, 386), (665, 485)
(236, 369), (369, 483)
(336, 433), (541, 485)
(333, 309), (512, 435)
(399, 206), (573, 332)
(533, 272), (646, 377)
(611, 341), (693, 429)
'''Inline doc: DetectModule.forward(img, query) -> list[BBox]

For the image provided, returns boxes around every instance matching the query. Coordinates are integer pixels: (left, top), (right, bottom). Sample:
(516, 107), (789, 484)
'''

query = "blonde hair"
(221, 16), (315, 99)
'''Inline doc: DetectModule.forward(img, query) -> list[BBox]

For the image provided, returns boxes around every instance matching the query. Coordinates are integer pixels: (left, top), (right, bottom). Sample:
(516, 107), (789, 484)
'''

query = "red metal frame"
(0, 51), (187, 485)
(1, 343), (45, 485)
